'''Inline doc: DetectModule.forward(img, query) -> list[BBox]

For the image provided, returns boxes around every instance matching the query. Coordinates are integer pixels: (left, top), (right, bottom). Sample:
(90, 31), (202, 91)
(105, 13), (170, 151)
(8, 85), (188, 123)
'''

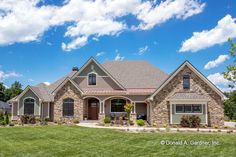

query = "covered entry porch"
(83, 96), (149, 122)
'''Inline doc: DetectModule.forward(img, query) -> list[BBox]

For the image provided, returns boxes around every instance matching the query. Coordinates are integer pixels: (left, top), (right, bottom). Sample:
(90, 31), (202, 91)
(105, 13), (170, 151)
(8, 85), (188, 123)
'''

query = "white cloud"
(180, 14), (236, 52)
(28, 78), (34, 82)
(114, 54), (124, 61)
(138, 45), (149, 55)
(0, 71), (22, 82)
(207, 73), (230, 86)
(204, 55), (230, 70)
(135, 0), (205, 30)
(61, 36), (88, 51)
(96, 51), (105, 57)
(43, 82), (50, 86)
(0, 0), (205, 51)
(207, 72), (236, 92)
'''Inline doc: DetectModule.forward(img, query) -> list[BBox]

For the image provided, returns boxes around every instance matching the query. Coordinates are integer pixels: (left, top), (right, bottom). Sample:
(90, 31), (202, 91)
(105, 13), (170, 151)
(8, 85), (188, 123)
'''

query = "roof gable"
(72, 57), (125, 89)
(51, 77), (83, 95)
(16, 86), (42, 101)
(149, 61), (226, 100)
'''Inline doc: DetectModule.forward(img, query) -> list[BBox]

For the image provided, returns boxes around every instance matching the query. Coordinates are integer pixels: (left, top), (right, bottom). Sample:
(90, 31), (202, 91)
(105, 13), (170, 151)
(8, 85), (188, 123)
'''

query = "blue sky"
(0, 0), (236, 91)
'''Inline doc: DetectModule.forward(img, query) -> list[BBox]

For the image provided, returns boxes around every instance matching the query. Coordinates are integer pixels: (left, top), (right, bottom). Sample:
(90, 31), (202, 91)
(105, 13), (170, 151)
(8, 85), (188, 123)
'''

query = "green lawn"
(0, 126), (235, 157)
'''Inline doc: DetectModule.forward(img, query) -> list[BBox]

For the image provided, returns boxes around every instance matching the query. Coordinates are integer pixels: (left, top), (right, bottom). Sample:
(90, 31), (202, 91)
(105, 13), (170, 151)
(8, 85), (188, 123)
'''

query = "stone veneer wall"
(151, 66), (224, 127)
(54, 81), (83, 122)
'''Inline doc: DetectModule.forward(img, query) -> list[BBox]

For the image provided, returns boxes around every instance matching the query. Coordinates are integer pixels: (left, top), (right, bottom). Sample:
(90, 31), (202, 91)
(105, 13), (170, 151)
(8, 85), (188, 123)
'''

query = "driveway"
(224, 121), (236, 128)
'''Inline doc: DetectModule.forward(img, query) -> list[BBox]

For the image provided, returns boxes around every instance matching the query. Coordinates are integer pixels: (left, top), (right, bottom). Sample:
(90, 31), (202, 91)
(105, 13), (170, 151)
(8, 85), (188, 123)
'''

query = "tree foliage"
(223, 38), (236, 87)
(224, 91), (236, 120)
(0, 81), (23, 102)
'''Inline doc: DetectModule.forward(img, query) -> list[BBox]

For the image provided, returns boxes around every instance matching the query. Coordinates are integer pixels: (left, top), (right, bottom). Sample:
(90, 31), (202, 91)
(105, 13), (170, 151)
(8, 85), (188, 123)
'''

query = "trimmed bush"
(0, 111), (4, 122)
(28, 115), (36, 124)
(180, 115), (190, 127)
(20, 115), (29, 124)
(189, 115), (201, 128)
(180, 115), (201, 128)
(136, 119), (145, 126)
(104, 117), (111, 124)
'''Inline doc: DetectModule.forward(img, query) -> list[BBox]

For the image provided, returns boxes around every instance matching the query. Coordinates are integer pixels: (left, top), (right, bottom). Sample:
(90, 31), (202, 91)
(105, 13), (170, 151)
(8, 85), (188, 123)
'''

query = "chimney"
(72, 66), (79, 71)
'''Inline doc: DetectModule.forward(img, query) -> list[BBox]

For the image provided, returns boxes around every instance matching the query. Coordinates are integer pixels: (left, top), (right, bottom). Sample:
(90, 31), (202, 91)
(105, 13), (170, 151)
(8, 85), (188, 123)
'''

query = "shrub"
(0, 111), (4, 122)
(213, 125), (219, 129)
(5, 114), (9, 125)
(104, 117), (111, 124)
(73, 118), (79, 124)
(136, 119), (145, 126)
(9, 123), (14, 127)
(40, 118), (48, 125)
(180, 115), (190, 127)
(28, 115), (36, 124)
(0, 121), (6, 126)
(44, 118), (50, 122)
(224, 125), (228, 129)
(189, 115), (201, 128)
(20, 115), (29, 124)
(180, 115), (201, 128)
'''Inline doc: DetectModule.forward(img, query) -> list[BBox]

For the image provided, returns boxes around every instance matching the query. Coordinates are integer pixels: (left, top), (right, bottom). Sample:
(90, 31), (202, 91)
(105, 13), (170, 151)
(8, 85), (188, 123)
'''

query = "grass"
(0, 125), (235, 157)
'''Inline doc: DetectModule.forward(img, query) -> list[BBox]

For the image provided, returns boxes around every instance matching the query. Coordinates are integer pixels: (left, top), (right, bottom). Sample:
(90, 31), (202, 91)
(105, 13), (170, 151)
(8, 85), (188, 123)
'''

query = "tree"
(4, 81), (23, 102)
(124, 103), (133, 125)
(224, 91), (236, 120)
(0, 82), (5, 101)
(223, 38), (236, 87)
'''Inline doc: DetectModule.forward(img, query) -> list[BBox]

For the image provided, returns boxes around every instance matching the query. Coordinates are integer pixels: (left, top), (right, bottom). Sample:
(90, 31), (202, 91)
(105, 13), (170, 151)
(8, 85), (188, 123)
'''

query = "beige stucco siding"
(74, 76), (121, 90)
(79, 61), (107, 76)
(42, 102), (49, 118)
(19, 89), (40, 116)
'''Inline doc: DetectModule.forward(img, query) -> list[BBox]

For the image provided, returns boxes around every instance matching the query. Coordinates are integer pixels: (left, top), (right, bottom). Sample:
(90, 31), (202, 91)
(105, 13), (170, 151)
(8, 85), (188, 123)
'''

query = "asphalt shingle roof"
(0, 101), (11, 109)
(11, 60), (169, 102)
(102, 60), (168, 89)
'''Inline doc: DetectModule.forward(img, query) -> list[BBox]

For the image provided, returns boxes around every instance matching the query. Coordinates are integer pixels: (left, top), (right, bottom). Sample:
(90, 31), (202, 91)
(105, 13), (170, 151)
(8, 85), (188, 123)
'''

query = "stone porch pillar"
(99, 101), (105, 122)
(130, 102), (136, 122)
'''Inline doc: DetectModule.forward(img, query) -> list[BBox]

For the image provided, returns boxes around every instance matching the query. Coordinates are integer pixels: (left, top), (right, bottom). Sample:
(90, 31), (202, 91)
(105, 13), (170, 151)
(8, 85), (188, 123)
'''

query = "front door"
(88, 99), (99, 120)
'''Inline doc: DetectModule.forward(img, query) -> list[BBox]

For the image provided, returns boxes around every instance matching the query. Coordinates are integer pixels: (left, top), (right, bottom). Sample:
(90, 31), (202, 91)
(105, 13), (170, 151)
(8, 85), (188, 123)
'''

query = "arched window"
(88, 73), (96, 85)
(63, 98), (74, 116)
(24, 98), (35, 115)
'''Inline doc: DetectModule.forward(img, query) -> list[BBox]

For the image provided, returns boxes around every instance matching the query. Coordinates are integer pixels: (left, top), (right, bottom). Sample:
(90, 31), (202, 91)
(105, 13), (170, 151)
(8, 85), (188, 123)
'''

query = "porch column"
(99, 101), (103, 114)
(102, 101), (105, 114)
(131, 102), (136, 114)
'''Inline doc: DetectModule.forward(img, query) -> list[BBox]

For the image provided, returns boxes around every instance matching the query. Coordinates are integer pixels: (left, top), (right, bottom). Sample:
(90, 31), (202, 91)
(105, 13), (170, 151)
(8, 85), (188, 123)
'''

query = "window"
(24, 98), (35, 115)
(111, 99), (126, 112)
(175, 104), (202, 114)
(175, 105), (184, 113)
(183, 75), (190, 89)
(63, 98), (74, 116)
(88, 73), (96, 85)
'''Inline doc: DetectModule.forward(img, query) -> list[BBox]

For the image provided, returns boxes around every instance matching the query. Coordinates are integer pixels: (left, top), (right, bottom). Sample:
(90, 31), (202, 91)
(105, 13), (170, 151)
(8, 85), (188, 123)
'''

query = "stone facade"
(151, 65), (224, 127)
(54, 81), (83, 123)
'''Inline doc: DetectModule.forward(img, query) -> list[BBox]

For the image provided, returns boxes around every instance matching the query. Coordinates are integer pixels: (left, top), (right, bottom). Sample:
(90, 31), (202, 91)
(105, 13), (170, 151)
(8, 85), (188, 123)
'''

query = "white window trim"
(23, 97), (36, 115)
(174, 104), (203, 115)
(87, 72), (97, 86)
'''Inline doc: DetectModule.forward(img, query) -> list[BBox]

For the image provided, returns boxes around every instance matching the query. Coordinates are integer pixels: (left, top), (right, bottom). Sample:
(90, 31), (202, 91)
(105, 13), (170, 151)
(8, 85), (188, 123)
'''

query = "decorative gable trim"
(72, 57), (125, 90)
(51, 77), (83, 95)
(149, 61), (226, 101)
(16, 86), (42, 101)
